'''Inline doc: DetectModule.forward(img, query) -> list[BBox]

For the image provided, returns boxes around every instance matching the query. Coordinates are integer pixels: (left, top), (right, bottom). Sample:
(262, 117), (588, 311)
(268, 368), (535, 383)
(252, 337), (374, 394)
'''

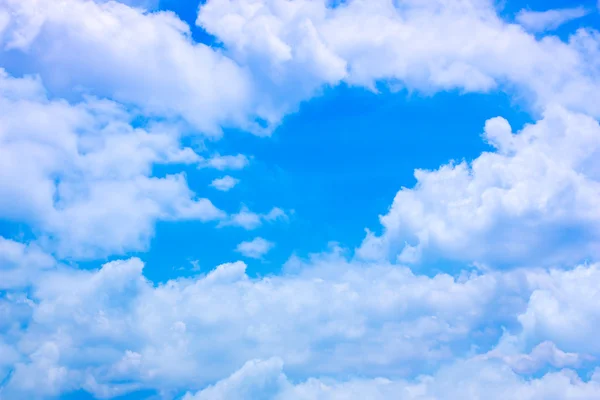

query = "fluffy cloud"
(0, 69), (225, 258)
(235, 237), (274, 258)
(0, 238), (55, 289)
(3, 0), (600, 134)
(1, 250), (599, 398)
(358, 106), (600, 267)
(1, 0), (600, 398)
(198, 0), (600, 117)
(516, 7), (590, 32)
(211, 176), (240, 191)
(0, 0), (258, 135)
(184, 357), (600, 400)
(518, 264), (600, 355)
(482, 337), (589, 375)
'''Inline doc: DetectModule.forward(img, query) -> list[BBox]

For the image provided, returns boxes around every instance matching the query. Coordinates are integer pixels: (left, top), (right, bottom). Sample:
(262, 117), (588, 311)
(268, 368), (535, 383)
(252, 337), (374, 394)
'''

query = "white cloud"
(0, 252), (503, 396)
(0, 0), (600, 398)
(516, 7), (589, 32)
(220, 206), (263, 230)
(201, 154), (250, 171)
(0, 238), (55, 289)
(211, 176), (240, 191)
(183, 358), (287, 400)
(198, 0), (600, 117)
(235, 237), (274, 258)
(0, 0), (259, 135)
(0, 69), (225, 259)
(3, 248), (599, 397)
(264, 207), (288, 222)
(220, 206), (289, 230)
(2, 0), (600, 134)
(518, 264), (600, 355)
(358, 106), (600, 268)
(482, 337), (588, 375)
(95, 0), (159, 10)
(184, 356), (600, 400)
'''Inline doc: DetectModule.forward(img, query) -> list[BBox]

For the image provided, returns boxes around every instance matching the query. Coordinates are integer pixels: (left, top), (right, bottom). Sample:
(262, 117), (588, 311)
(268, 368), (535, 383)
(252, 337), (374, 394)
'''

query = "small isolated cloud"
(210, 176), (240, 191)
(221, 207), (262, 229)
(201, 154), (249, 171)
(263, 207), (288, 222)
(220, 206), (289, 230)
(516, 7), (589, 32)
(235, 237), (274, 259)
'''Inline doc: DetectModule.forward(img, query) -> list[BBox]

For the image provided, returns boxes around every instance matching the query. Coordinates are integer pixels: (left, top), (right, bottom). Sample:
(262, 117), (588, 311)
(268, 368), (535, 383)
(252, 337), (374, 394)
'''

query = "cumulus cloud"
(0, 251), (598, 397)
(482, 337), (589, 375)
(358, 106), (600, 268)
(518, 264), (600, 355)
(198, 0), (600, 117)
(96, 0), (159, 10)
(211, 176), (240, 191)
(0, 0), (264, 135)
(3, 0), (600, 133)
(516, 7), (589, 32)
(235, 237), (274, 258)
(0, 0), (600, 398)
(184, 356), (600, 400)
(0, 238), (55, 289)
(2, 0), (600, 135)
(0, 69), (225, 258)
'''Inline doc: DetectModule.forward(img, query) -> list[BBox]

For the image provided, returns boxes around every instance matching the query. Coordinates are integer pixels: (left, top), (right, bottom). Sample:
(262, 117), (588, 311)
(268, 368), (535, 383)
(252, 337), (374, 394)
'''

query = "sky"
(1, 0), (600, 399)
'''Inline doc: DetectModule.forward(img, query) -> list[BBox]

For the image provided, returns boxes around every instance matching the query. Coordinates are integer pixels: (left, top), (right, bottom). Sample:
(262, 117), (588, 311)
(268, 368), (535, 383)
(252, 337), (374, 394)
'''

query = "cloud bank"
(0, 0), (599, 398)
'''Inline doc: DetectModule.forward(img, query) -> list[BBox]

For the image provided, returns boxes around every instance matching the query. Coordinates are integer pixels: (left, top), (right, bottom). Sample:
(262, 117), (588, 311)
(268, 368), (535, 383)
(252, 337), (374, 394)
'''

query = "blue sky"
(143, 87), (532, 281)
(1, 0), (600, 399)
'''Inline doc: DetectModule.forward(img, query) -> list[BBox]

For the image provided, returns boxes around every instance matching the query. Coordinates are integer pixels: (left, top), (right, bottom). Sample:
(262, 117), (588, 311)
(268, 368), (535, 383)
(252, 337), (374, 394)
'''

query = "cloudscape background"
(1, 0), (600, 398)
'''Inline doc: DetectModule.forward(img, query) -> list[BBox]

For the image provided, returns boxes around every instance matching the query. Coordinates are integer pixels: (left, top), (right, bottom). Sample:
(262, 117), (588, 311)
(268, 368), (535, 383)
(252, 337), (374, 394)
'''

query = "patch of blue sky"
(142, 85), (531, 282)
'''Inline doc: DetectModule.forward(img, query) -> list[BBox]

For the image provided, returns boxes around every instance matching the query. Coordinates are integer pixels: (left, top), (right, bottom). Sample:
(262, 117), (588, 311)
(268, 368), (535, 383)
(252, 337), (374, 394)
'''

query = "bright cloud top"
(0, 0), (599, 399)
(358, 106), (600, 268)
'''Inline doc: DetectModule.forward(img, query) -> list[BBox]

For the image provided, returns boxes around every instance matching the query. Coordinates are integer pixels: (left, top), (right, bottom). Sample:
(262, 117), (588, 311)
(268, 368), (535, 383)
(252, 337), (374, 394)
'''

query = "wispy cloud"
(219, 206), (289, 230)
(516, 7), (589, 32)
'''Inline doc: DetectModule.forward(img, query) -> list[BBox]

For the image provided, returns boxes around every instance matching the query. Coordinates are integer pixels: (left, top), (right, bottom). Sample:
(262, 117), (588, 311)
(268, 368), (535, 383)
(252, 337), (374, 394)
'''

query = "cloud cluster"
(0, 70), (226, 258)
(0, 0), (600, 398)
(358, 106), (600, 267)
(198, 0), (600, 116)
(1, 247), (600, 398)
(0, 0), (258, 135)
(185, 357), (600, 400)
